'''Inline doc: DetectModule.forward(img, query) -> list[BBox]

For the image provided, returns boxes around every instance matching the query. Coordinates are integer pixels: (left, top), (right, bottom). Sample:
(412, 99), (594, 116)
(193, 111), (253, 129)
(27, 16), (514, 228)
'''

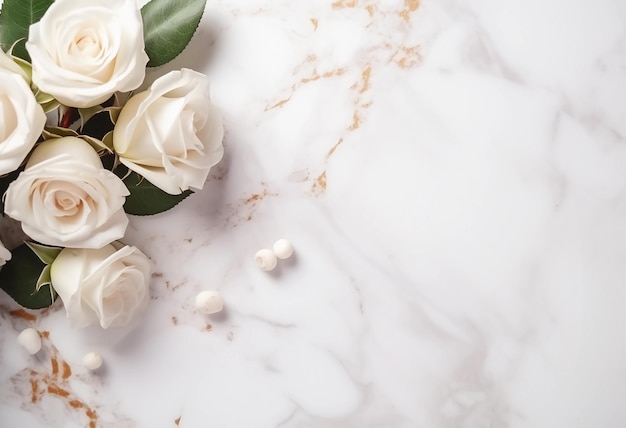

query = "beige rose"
(4, 137), (129, 249)
(26, 0), (148, 108)
(113, 68), (224, 195)
(50, 243), (152, 328)
(0, 53), (46, 175)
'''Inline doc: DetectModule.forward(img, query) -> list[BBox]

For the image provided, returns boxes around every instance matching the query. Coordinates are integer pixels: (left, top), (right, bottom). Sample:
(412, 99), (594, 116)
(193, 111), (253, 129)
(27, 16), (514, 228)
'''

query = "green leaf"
(0, 0), (54, 60)
(107, 106), (122, 124)
(24, 242), (61, 265)
(34, 88), (59, 112)
(34, 89), (54, 105)
(101, 131), (115, 152)
(80, 109), (116, 141)
(42, 127), (112, 154)
(99, 151), (116, 171)
(0, 243), (56, 309)
(42, 126), (79, 139)
(82, 135), (112, 155)
(35, 264), (51, 291)
(38, 97), (60, 113)
(115, 166), (192, 215)
(78, 106), (103, 129)
(141, 0), (207, 67)
(9, 50), (32, 81)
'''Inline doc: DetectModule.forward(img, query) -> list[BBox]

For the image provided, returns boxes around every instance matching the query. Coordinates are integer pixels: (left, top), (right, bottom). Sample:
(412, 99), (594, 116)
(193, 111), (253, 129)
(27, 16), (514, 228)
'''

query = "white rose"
(4, 137), (130, 249)
(0, 63), (46, 175)
(25, 0), (148, 108)
(0, 239), (11, 267)
(113, 69), (224, 195)
(50, 243), (152, 328)
(0, 49), (29, 80)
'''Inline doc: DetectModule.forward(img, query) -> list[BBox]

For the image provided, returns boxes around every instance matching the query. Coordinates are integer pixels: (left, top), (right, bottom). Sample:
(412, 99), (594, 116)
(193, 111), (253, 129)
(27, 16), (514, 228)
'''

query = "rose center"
(72, 35), (101, 58)
(102, 280), (132, 314)
(38, 180), (88, 218)
(53, 190), (81, 214)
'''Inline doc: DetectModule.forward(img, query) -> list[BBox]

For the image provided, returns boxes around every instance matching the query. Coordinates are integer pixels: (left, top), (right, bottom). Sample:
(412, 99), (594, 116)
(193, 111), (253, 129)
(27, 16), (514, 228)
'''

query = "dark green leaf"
(35, 264), (52, 291)
(24, 241), (61, 265)
(115, 166), (192, 215)
(0, 243), (56, 309)
(81, 135), (112, 155)
(0, 0), (54, 60)
(101, 132), (114, 153)
(78, 106), (103, 129)
(100, 150), (116, 171)
(141, 0), (207, 67)
(80, 110), (116, 141)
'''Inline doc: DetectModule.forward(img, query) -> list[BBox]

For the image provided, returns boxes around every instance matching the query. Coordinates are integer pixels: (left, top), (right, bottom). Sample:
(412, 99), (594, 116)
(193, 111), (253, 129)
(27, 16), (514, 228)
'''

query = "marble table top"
(2, 0), (626, 426)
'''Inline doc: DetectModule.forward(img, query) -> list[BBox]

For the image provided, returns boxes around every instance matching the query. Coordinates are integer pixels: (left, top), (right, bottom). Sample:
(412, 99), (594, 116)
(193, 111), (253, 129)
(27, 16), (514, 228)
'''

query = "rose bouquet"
(0, 0), (223, 328)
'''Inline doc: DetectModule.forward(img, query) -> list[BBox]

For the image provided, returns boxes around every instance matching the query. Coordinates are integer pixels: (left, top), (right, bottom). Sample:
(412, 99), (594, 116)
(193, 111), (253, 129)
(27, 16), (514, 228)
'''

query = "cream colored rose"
(0, 66), (46, 175)
(113, 68), (224, 195)
(0, 49), (29, 80)
(0, 239), (11, 267)
(25, 0), (148, 108)
(50, 243), (152, 328)
(4, 137), (129, 249)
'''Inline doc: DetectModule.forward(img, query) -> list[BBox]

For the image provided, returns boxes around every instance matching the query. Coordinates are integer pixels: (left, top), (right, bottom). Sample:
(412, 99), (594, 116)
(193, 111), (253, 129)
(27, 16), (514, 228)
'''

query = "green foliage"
(42, 117), (115, 154)
(0, 243), (57, 309)
(115, 166), (192, 216)
(25, 241), (61, 265)
(0, 0), (54, 60)
(141, 0), (207, 67)
(80, 109), (117, 141)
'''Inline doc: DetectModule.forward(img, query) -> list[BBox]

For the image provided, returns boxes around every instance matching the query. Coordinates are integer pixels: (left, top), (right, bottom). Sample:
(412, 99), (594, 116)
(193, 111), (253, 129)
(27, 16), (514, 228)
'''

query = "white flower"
(0, 49), (29, 80)
(113, 68), (224, 195)
(4, 137), (129, 249)
(50, 243), (152, 328)
(25, 0), (148, 108)
(0, 56), (46, 175)
(0, 239), (11, 267)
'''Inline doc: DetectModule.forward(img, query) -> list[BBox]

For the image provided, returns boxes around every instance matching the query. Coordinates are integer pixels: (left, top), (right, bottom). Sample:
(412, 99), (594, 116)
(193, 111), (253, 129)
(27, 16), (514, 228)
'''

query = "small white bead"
(83, 352), (103, 371)
(255, 248), (277, 271)
(17, 328), (42, 355)
(195, 290), (224, 314)
(272, 239), (294, 259)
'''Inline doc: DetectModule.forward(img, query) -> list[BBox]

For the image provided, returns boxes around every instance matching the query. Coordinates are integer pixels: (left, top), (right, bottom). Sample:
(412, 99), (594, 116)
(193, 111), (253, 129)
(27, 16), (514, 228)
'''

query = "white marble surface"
(2, 0), (626, 426)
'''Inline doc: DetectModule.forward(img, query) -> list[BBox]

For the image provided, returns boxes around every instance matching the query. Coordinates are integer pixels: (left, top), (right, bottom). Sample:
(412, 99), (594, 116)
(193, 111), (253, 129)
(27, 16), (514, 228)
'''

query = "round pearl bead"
(195, 290), (224, 314)
(255, 248), (277, 271)
(272, 239), (294, 259)
(83, 352), (103, 371)
(17, 328), (41, 355)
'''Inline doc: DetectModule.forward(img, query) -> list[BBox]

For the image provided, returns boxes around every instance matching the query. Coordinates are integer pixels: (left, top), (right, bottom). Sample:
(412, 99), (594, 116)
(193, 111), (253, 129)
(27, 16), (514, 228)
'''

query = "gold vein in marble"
(399, 0), (420, 22)
(312, 171), (328, 195)
(12, 332), (101, 428)
(332, 0), (358, 9)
